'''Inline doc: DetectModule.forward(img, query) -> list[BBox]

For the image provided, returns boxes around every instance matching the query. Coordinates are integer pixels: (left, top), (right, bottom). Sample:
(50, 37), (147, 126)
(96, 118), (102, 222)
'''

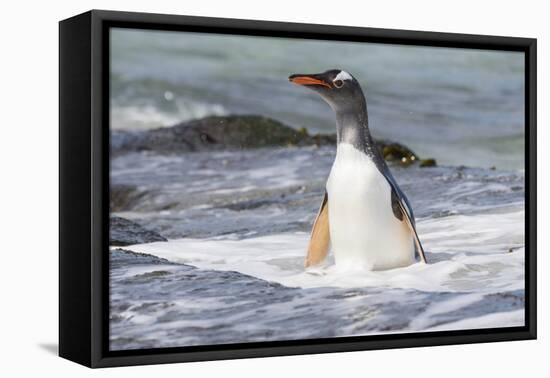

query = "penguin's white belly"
(326, 143), (414, 270)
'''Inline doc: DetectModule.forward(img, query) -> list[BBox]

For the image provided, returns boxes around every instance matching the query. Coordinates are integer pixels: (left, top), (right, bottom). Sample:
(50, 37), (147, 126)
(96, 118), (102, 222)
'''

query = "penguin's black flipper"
(394, 192), (427, 263)
(385, 174), (427, 264)
(305, 192), (330, 268)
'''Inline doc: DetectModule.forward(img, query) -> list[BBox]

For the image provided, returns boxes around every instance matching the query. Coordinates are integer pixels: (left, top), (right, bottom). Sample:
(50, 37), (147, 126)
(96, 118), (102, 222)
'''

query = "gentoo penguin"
(289, 69), (427, 271)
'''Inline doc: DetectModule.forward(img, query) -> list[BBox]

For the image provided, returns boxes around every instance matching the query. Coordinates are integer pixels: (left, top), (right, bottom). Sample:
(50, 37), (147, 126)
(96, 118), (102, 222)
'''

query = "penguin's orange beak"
(288, 74), (332, 89)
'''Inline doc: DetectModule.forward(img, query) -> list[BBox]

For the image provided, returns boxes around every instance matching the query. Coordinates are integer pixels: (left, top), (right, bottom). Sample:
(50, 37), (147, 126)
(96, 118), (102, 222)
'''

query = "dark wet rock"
(110, 217), (167, 246)
(110, 184), (147, 212)
(111, 114), (434, 166)
(425, 290), (524, 329)
(223, 198), (281, 211)
(380, 140), (420, 166)
(135, 270), (173, 278)
(110, 248), (177, 268)
(111, 115), (312, 154)
(420, 158), (437, 167)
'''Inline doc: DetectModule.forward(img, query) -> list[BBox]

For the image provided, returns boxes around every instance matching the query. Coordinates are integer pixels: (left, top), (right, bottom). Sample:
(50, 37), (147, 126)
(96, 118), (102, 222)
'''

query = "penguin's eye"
(333, 79), (344, 88)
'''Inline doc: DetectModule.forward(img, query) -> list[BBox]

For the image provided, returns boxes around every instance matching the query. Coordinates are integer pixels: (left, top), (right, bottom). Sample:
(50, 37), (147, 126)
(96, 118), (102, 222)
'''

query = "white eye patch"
(333, 70), (353, 82)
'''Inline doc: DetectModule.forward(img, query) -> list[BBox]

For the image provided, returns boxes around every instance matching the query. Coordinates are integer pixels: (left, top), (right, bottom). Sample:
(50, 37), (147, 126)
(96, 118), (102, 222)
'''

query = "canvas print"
(109, 28), (525, 351)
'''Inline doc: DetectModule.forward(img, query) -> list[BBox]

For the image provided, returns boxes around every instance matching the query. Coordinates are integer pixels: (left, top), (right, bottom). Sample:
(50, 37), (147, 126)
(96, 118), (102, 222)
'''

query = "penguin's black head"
(288, 69), (365, 113)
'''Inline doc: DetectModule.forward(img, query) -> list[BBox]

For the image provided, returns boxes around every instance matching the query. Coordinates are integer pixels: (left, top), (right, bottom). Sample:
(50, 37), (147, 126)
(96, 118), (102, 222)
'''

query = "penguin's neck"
(335, 102), (375, 154)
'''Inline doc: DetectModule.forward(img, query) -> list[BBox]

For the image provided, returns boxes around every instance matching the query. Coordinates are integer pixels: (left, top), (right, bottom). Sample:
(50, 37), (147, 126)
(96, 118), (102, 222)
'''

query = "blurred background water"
(111, 28), (525, 170)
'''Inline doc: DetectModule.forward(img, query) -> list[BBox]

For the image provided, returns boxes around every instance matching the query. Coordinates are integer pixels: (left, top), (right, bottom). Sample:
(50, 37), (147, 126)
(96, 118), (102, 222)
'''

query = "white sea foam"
(111, 99), (227, 130)
(123, 208), (524, 294)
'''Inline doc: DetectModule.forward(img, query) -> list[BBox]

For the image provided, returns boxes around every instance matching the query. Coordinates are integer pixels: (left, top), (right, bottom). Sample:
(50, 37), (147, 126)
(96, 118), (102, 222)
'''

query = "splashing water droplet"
(164, 91), (174, 101)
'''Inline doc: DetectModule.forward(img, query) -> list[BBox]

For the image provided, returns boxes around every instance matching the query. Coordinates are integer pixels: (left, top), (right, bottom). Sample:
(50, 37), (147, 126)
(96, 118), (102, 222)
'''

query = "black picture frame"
(59, 9), (537, 368)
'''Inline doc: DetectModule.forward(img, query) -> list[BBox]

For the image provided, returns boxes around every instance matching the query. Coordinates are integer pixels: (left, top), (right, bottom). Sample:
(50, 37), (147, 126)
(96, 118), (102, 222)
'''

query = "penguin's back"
(326, 143), (415, 270)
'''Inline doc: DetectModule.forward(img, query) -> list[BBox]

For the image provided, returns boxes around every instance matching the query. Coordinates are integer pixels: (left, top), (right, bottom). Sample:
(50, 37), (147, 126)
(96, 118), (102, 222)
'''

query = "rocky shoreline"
(110, 216), (167, 246)
(111, 114), (436, 167)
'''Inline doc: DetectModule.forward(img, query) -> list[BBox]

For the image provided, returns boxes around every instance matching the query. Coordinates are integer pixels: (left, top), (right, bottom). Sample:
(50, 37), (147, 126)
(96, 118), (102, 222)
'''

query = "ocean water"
(111, 28), (525, 169)
(109, 147), (525, 350)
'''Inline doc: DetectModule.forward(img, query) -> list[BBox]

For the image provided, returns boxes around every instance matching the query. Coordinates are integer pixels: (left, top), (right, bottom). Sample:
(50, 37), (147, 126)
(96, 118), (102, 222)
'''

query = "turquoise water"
(110, 28), (525, 169)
